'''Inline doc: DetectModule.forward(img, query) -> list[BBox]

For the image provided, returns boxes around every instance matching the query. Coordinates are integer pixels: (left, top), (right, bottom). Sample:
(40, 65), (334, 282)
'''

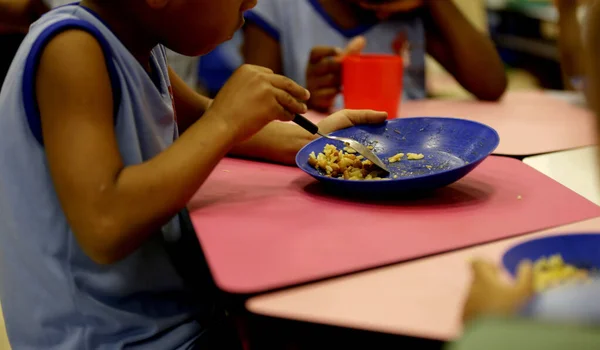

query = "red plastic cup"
(342, 54), (403, 120)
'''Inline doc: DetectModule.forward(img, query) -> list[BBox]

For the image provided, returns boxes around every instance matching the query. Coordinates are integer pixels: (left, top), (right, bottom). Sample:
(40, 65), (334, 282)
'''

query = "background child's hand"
(317, 108), (388, 133)
(305, 36), (366, 112)
(462, 259), (534, 324)
(207, 64), (310, 142)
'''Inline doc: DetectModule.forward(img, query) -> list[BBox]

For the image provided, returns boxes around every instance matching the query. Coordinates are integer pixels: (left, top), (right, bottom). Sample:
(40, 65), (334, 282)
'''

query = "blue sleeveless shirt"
(0, 5), (212, 349)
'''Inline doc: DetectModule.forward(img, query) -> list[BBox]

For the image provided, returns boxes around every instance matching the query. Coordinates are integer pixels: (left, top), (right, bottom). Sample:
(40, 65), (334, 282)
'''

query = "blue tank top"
(0, 5), (213, 349)
(246, 0), (427, 101)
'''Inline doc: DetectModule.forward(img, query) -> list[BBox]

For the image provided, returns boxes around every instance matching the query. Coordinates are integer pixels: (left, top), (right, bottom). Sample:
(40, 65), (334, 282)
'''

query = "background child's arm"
(424, 1), (507, 101)
(168, 66), (213, 133)
(37, 31), (308, 264)
(585, 0), (600, 134)
(555, 0), (585, 90)
(243, 23), (283, 74)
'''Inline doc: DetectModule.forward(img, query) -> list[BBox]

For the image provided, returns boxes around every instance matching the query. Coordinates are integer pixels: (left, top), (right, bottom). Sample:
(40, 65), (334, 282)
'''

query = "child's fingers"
(344, 36), (366, 55)
(309, 47), (342, 64)
(471, 259), (499, 281)
(268, 75), (311, 100)
(318, 109), (387, 134)
(515, 260), (534, 294)
(238, 64), (273, 74)
(273, 89), (308, 116)
(339, 109), (388, 124)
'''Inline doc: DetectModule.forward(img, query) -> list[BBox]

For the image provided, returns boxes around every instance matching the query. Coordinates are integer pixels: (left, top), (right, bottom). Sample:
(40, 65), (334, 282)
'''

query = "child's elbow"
(475, 72), (508, 102)
(75, 217), (131, 265)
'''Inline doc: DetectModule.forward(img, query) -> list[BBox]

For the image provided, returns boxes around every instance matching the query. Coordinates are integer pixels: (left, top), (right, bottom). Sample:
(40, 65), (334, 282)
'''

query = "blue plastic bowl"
(296, 117), (499, 195)
(502, 234), (600, 276)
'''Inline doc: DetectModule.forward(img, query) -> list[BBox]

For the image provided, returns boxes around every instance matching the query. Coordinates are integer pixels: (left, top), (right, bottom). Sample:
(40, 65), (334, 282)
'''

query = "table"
(246, 216), (600, 341)
(524, 146), (600, 205)
(399, 91), (596, 156)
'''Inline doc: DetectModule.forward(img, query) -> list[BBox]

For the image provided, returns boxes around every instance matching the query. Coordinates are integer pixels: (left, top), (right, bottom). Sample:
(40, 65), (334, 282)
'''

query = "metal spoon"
(293, 114), (390, 173)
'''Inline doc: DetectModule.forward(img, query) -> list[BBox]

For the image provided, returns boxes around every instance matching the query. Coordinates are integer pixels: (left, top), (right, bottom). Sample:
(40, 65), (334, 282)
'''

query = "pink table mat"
(188, 156), (600, 294)
(246, 217), (600, 340)
(304, 91), (597, 156)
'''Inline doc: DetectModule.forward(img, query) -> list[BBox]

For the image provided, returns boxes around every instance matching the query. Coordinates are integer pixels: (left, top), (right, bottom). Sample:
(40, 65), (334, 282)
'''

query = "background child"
(0, 0), (387, 348)
(462, 1), (600, 326)
(554, 0), (587, 90)
(243, 0), (508, 112)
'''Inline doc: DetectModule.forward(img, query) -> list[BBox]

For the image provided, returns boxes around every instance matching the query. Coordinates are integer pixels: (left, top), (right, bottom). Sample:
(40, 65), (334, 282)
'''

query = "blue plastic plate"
(296, 117), (500, 194)
(502, 234), (600, 276)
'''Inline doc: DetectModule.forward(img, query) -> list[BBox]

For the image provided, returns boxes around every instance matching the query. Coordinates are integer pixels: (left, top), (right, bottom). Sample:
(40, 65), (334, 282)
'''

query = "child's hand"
(462, 259), (534, 324)
(305, 36), (366, 112)
(317, 109), (388, 133)
(208, 64), (310, 142)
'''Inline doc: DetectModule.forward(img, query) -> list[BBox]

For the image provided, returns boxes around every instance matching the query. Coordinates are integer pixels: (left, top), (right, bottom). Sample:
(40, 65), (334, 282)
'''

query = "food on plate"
(388, 153), (405, 163)
(531, 254), (591, 292)
(308, 144), (386, 180)
(407, 153), (425, 160)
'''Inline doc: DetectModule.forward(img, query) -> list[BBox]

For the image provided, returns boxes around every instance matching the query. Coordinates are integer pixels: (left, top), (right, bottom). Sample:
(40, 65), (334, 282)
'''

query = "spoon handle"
(293, 114), (319, 135)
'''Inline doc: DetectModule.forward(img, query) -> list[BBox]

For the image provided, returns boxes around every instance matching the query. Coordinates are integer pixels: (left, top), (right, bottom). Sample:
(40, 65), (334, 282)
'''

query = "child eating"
(462, 0), (600, 326)
(243, 0), (508, 112)
(0, 0), (387, 348)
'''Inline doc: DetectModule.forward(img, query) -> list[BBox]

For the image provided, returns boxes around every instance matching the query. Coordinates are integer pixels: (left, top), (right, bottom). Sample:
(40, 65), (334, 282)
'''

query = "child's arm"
(229, 108), (387, 164)
(37, 30), (309, 264)
(170, 53), (387, 165)
(168, 66), (213, 133)
(424, 1), (507, 101)
(243, 23), (283, 74)
(555, 0), (585, 90)
(168, 66), (311, 164)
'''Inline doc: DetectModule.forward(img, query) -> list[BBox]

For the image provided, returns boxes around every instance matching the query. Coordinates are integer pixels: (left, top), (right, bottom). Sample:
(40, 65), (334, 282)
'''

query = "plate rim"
(295, 116), (500, 183)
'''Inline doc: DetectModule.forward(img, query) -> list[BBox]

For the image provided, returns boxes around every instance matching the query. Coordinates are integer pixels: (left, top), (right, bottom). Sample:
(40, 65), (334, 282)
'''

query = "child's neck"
(317, 0), (377, 29)
(79, 0), (157, 72)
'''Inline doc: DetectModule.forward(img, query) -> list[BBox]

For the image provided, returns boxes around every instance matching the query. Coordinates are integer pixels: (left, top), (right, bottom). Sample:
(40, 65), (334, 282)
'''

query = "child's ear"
(145, 0), (170, 9)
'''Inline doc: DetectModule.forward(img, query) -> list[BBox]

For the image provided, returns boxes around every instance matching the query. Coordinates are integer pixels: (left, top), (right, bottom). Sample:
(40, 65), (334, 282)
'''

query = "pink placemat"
(188, 156), (600, 294)
(303, 91), (596, 156)
(246, 217), (600, 340)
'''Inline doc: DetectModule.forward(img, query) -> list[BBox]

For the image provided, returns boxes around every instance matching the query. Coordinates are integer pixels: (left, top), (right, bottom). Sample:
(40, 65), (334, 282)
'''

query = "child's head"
(344, 0), (424, 20)
(84, 0), (256, 56)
